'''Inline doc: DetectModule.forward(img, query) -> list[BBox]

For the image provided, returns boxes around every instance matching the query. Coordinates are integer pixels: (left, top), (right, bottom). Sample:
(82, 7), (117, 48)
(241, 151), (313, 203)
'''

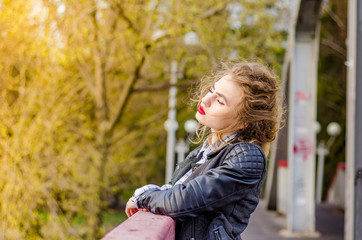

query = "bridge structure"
(265, 0), (362, 239)
(102, 0), (362, 239)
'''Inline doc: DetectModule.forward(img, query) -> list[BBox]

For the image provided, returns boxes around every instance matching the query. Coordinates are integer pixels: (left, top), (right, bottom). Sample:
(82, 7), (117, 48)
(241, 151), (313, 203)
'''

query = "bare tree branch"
(105, 16), (119, 73)
(91, 8), (109, 121)
(321, 38), (346, 58)
(75, 60), (96, 98)
(197, 2), (228, 19)
(322, 3), (345, 31)
(133, 80), (198, 92)
(142, 0), (161, 39)
(147, 2), (229, 55)
(107, 55), (146, 135)
(115, 2), (141, 35)
(111, 109), (167, 145)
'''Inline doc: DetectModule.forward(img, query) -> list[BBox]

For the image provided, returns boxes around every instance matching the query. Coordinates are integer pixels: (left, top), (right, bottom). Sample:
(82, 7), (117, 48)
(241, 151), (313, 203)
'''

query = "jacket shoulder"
(225, 142), (266, 173)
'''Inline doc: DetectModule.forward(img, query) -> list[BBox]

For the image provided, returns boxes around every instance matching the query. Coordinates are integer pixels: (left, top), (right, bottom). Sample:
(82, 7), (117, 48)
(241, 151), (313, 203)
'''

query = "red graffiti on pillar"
(296, 91), (309, 101)
(293, 138), (314, 161)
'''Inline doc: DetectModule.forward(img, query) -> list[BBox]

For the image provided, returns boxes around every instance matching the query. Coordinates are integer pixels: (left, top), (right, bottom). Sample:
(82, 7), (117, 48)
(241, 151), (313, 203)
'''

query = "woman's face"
(195, 74), (242, 132)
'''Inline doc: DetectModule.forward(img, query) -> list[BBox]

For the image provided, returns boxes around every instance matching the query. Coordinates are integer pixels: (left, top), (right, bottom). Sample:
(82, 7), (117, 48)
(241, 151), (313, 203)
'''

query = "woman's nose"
(202, 93), (212, 107)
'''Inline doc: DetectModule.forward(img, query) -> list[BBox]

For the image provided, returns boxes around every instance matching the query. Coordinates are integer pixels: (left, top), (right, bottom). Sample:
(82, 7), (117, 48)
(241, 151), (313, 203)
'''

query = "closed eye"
(209, 86), (225, 105)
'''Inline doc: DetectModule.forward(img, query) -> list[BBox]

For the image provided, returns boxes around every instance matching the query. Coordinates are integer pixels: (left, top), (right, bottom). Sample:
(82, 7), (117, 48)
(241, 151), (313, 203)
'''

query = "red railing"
(101, 211), (175, 240)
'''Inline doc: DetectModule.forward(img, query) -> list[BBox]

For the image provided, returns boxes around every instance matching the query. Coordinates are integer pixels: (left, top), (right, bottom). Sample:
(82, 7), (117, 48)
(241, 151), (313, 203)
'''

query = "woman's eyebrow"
(213, 83), (228, 104)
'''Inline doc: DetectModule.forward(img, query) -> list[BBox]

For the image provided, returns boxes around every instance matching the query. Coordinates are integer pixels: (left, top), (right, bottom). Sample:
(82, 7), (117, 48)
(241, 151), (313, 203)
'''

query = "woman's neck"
(210, 131), (234, 145)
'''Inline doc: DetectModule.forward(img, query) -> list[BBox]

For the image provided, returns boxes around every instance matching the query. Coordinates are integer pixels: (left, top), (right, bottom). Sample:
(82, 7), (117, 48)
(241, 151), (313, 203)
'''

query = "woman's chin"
(195, 113), (204, 124)
(195, 112), (201, 120)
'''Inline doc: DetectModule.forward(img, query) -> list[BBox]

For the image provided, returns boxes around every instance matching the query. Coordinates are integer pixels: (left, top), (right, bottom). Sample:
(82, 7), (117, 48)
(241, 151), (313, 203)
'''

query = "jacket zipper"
(190, 217), (195, 240)
(214, 230), (221, 240)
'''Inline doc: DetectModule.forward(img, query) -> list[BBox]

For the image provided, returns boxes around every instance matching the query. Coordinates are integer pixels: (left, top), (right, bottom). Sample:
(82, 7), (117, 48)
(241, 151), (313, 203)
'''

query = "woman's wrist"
(132, 183), (171, 209)
(130, 195), (139, 208)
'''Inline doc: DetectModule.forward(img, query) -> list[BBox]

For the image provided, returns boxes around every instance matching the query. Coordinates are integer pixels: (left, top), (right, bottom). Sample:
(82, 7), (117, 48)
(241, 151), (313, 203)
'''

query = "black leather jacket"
(137, 142), (267, 240)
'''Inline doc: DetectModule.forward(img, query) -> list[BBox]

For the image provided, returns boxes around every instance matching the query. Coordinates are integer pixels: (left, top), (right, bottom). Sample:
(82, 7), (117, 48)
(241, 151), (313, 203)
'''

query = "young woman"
(125, 61), (282, 240)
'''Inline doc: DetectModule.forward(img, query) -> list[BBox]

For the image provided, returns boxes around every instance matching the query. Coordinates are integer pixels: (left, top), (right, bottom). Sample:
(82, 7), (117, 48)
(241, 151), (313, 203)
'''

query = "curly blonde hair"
(194, 60), (283, 155)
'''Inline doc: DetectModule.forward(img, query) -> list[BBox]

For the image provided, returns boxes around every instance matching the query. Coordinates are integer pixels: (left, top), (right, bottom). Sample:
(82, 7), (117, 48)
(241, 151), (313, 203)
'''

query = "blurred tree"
(0, 0), (287, 239)
(317, 0), (347, 200)
(0, 1), (92, 239)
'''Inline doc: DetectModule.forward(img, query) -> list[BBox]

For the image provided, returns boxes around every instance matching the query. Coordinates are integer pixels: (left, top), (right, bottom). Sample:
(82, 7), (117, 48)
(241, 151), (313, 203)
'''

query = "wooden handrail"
(101, 211), (175, 240)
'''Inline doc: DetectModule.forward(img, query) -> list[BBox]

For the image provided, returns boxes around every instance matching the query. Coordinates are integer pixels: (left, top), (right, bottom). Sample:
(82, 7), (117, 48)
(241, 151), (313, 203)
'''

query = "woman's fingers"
(125, 198), (149, 218)
(125, 199), (137, 217)
(127, 208), (136, 217)
(125, 208), (131, 217)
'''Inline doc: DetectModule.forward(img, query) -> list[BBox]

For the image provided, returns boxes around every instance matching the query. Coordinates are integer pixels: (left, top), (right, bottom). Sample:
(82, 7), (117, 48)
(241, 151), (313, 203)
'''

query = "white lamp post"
(175, 119), (198, 164)
(183, 32), (200, 46)
(184, 119), (198, 134)
(316, 122), (341, 203)
(163, 32), (200, 183)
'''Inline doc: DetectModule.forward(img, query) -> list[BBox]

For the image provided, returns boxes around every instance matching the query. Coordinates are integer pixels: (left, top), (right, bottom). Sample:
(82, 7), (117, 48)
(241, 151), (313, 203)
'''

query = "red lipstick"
(198, 105), (206, 115)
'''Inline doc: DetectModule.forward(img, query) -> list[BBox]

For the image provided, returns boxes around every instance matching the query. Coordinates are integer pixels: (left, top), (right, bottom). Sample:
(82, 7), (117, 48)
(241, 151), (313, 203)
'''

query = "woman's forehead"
(214, 75), (242, 105)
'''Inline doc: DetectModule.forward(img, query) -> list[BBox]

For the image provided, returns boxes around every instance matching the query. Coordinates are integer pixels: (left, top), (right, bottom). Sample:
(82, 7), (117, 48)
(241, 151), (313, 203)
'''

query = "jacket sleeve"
(137, 143), (266, 220)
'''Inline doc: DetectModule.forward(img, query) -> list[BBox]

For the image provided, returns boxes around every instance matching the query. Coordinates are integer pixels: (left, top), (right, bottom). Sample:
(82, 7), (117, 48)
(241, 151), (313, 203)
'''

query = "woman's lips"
(198, 105), (206, 115)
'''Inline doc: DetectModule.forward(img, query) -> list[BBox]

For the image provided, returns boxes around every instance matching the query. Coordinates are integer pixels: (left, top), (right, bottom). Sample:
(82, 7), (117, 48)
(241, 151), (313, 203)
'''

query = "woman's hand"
(125, 198), (137, 217)
(125, 198), (147, 217)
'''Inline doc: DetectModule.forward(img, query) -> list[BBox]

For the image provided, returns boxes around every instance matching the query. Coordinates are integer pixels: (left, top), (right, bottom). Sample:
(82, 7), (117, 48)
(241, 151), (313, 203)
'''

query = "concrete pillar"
(264, 56), (289, 211)
(285, 37), (320, 236)
(280, 0), (322, 237)
(345, 0), (362, 239)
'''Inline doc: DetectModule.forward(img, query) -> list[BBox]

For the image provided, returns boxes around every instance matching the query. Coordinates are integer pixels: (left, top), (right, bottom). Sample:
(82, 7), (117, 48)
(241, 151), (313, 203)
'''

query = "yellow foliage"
(0, 0), (286, 239)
